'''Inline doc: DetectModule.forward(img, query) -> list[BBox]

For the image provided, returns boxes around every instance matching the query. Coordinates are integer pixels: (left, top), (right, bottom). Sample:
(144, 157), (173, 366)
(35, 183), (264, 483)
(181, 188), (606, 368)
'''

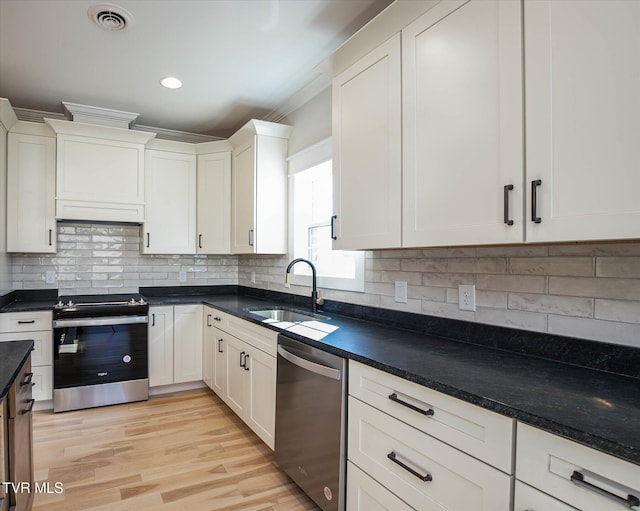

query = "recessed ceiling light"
(160, 77), (183, 89)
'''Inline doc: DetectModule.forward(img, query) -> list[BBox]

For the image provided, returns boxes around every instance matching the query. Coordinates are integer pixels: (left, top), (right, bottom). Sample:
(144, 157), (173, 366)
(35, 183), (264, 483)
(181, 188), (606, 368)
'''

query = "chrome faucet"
(285, 258), (324, 313)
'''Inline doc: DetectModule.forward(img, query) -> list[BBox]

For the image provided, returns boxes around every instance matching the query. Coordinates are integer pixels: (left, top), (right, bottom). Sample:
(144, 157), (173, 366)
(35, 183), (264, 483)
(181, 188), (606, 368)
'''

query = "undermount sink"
(247, 307), (329, 324)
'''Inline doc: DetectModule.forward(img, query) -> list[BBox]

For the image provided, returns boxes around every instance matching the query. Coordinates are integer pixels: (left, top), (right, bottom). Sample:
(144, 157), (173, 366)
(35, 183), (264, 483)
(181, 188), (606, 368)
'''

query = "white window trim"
(287, 138), (365, 293)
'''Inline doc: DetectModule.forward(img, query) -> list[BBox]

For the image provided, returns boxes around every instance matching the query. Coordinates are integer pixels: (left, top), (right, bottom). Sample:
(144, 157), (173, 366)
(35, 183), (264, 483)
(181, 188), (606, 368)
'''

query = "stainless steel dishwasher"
(275, 334), (347, 511)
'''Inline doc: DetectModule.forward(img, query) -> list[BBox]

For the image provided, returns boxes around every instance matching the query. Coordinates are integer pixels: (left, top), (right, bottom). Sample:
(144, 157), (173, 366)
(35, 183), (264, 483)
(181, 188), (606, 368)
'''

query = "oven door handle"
(53, 315), (149, 328)
(277, 345), (341, 380)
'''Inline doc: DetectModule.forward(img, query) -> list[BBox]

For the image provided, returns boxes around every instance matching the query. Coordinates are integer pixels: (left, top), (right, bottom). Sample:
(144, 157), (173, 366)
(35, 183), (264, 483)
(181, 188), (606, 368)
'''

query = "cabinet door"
(525, 0), (640, 242)
(173, 305), (203, 384)
(212, 328), (226, 398)
(514, 481), (577, 511)
(224, 335), (247, 417)
(332, 33), (401, 250)
(231, 139), (256, 254)
(347, 462), (414, 511)
(143, 149), (197, 254)
(7, 133), (56, 253)
(148, 306), (174, 387)
(244, 344), (276, 449)
(197, 151), (231, 254)
(402, 0), (523, 247)
(203, 313), (214, 390)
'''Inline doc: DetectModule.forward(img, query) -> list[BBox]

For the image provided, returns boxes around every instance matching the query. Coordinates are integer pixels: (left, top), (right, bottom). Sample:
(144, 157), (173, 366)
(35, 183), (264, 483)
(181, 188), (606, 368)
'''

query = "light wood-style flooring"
(32, 389), (319, 511)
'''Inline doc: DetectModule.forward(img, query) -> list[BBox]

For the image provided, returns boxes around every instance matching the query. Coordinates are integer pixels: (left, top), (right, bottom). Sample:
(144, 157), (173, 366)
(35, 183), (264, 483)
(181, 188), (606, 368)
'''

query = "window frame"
(287, 138), (365, 293)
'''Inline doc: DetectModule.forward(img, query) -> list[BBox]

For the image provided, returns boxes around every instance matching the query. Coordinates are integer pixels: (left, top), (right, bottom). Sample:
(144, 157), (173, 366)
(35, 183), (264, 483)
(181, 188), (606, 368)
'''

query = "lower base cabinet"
(514, 481), (577, 511)
(347, 462), (413, 511)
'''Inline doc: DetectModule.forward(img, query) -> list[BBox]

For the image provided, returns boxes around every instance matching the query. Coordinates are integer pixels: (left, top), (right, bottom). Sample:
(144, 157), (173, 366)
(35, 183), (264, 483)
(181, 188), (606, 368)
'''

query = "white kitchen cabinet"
(6, 126), (57, 253)
(196, 149), (231, 254)
(224, 334), (248, 418)
(402, 0), (523, 247)
(143, 147), (197, 255)
(173, 305), (203, 384)
(229, 119), (292, 254)
(0, 311), (53, 402)
(331, 33), (402, 250)
(516, 423), (640, 511)
(347, 462), (414, 511)
(45, 119), (155, 223)
(514, 481), (578, 511)
(524, 0), (640, 243)
(203, 307), (226, 396)
(148, 306), (174, 387)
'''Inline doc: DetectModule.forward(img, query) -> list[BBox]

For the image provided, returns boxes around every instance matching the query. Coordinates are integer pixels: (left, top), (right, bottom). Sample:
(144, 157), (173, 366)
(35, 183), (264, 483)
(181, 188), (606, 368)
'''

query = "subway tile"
(476, 308), (547, 332)
(596, 257), (640, 278)
(364, 282), (395, 296)
(509, 257), (594, 276)
(400, 258), (448, 273)
(447, 258), (507, 274)
(476, 245), (549, 257)
(595, 299), (640, 324)
(476, 274), (546, 293)
(550, 243), (640, 257)
(376, 249), (424, 259)
(92, 265), (123, 273)
(367, 258), (401, 271)
(422, 247), (477, 258)
(477, 290), (508, 309)
(548, 315), (640, 348)
(422, 273), (474, 288)
(408, 285), (446, 302)
(421, 301), (475, 321)
(378, 271), (422, 284)
(548, 276), (640, 300)
(509, 293), (593, 318)
(380, 296), (422, 314)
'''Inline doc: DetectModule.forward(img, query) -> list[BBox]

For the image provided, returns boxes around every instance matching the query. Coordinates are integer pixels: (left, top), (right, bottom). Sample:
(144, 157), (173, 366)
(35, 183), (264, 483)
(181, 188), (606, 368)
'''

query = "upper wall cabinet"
(7, 122), (57, 253)
(196, 142), (232, 254)
(332, 33), (402, 250)
(229, 120), (292, 254)
(524, 0), (640, 243)
(45, 119), (155, 223)
(402, 0), (524, 247)
(143, 143), (197, 255)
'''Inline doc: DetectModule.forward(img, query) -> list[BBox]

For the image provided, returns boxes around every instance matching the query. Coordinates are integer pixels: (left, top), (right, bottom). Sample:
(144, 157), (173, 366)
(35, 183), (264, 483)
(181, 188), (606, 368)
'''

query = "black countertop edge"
(140, 285), (238, 297)
(0, 340), (34, 399)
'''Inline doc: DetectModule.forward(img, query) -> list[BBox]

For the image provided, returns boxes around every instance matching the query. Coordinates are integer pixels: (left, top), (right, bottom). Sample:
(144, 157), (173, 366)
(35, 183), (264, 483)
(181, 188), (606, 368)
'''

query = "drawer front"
(349, 361), (514, 473)
(516, 423), (640, 511)
(204, 306), (228, 331)
(224, 314), (277, 357)
(0, 330), (52, 366)
(347, 461), (414, 511)
(8, 357), (33, 418)
(348, 397), (512, 511)
(32, 366), (53, 402)
(0, 311), (51, 333)
(514, 481), (577, 511)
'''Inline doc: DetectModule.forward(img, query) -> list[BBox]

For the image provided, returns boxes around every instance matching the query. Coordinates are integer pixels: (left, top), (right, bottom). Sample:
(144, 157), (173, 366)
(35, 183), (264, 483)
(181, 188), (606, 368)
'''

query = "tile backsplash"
(11, 222), (238, 295)
(9, 222), (640, 348)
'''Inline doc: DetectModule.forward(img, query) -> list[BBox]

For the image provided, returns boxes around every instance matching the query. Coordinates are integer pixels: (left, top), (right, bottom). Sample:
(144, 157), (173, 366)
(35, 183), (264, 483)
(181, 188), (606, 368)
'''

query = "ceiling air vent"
(87, 4), (134, 32)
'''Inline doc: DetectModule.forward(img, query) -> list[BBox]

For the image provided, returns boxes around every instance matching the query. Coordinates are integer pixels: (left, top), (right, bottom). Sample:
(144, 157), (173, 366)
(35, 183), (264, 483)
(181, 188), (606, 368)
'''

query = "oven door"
(53, 316), (148, 389)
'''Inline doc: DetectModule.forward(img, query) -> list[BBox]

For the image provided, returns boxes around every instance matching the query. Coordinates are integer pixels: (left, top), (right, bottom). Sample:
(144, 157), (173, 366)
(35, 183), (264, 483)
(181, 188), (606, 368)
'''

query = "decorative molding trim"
(0, 98), (19, 130)
(14, 107), (65, 123)
(62, 101), (139, 128)
(44, 118), (156, 144)
(228, 119), (293, 148)
(264, 73), (331, 123)
(134, 124), (222, 144)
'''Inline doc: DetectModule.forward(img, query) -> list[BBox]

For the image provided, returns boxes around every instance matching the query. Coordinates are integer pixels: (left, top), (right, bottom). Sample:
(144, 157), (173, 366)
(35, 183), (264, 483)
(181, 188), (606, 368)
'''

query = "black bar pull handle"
(199, 234), (203, 249)
(20, 372), (34, 386)
(244, 354), (250, 371)
(21, 398), (36, 415)
(248, 229), (254, 247)
(218, 338), (223, 353)
(387, 452), (432, 482)
(18, 320), (36, 324)
(240, 351), (246, 368)
(330, 215), (337, 240)
(388, 393), (434, 416)
(49, 228), (53, 246)
(151, 313), (155, 327)
(207, 314), (212, 327)
(146, 233), (151, 248)
(531, 179), (542, 223)
(570, 471), (639, 508)
(503, 184), (514, 225)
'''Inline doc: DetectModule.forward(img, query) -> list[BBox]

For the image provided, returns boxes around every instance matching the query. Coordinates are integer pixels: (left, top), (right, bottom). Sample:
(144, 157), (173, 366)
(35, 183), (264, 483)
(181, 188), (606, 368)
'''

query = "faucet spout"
(285, 258), (320, 313)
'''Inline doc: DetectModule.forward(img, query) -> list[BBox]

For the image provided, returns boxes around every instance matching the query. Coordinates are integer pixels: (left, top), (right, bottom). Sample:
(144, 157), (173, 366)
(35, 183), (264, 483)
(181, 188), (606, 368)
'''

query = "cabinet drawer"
(0, 311), (51, 333)
(0, 330), (52, 367)
(348, 397), (512, 511)
(514, 481), (577, 511)
(224, 314), (277, 357)
(516, 423), (640, 511)
(347, 461), (414, 511)
(204, 306), (228, 331)
(31, 366), (53, 402)
(349, 361), (514, 473)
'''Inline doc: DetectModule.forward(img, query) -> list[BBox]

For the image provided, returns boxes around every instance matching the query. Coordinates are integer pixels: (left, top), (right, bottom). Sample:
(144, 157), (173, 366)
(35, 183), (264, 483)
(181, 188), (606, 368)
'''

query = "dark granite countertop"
(146, 290), (640, 466)
(0, 289), (58, 313)
(0, 340), (34, 400)
(2, 286), (639, 465)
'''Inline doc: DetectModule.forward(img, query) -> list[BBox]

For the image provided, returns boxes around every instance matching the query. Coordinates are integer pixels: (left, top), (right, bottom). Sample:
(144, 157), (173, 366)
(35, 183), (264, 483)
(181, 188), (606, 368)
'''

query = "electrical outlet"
(178, 271), (187, 283)
(45, 271), (57, 284)
(395, 281), (408, 304)
(458, 284), (476, 311)
(251, 271), (256, 283)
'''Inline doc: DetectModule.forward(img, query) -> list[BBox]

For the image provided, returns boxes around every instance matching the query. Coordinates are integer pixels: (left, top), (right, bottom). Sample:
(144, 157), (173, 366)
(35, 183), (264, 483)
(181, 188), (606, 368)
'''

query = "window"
(288, 139), (364, 292)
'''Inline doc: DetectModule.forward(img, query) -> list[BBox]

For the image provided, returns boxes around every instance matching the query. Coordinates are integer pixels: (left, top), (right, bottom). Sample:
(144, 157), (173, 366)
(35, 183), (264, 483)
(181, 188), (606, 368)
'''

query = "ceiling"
(0, 0), (392, 138)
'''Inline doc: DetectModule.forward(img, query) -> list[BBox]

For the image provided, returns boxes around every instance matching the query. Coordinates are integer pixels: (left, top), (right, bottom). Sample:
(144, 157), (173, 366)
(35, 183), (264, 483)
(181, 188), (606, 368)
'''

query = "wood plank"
(32, 389), (319, 511)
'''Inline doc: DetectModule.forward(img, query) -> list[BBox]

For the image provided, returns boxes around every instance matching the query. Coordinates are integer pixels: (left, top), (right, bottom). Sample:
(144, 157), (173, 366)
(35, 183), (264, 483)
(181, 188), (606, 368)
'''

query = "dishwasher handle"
(277, 345), (341, 381)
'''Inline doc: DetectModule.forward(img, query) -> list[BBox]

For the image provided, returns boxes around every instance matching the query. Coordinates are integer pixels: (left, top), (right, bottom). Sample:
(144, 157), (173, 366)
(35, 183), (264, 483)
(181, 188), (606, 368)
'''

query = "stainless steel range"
(52, 294), (149, 413)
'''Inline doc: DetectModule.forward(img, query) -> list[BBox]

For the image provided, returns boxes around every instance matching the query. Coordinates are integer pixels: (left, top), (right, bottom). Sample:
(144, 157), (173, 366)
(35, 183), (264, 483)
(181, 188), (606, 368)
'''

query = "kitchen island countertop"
(0, 340), (34, 399)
